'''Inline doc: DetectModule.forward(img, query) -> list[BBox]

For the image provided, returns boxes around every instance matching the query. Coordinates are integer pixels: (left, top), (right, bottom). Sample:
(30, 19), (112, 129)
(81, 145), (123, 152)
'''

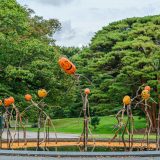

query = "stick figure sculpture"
(135, 86), (157, 149)
(1, 97), (27, 148)
(58, 56), (95, 151)
(3, 97), (15, 148)
(20, 91), (57, 150)
(77, 88), (95, 151)
(111, 95), (134, 151)
(11, 103), (26, 147)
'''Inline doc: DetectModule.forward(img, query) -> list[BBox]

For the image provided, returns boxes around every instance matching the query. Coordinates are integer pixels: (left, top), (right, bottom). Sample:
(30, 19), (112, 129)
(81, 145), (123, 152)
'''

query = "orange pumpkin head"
(4, 98), (11, 107)
(58, 57), (76, 75)
(123, 96), (131, 105)
(25, 94), (32, 101)
(84, 88), (90, 95)
(141, 90), (150, 100)
(144, 86), (151, 92)
(38, 89), (47, 98)
(9, 97), (15, 104)
(0, 100), (2, 106)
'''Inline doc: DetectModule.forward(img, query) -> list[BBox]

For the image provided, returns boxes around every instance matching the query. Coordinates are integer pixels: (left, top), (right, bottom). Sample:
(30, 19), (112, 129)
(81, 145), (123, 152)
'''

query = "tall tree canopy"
(73, 15), (160, 115)
(0, 0), (76, 119)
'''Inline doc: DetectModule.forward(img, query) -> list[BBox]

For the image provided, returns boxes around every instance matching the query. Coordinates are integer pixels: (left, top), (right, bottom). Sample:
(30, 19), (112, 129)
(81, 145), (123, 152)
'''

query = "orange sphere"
(144, 86), (151, 92)
(4, 98), (11, 107)
(84, 88), (90, 95)
(25, 94), (32, 101)
(9, 97), (15, 104)
(38, 89), (47, 98)
(123, 96), (131, 105)
(58, 57), (76, 75)
(141, 90), (150, 100)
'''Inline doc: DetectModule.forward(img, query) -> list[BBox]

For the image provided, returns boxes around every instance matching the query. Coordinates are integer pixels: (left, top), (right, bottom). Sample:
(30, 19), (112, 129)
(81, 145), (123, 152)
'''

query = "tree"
(0, 0), (76, 119)
(73, 15), (160, 116)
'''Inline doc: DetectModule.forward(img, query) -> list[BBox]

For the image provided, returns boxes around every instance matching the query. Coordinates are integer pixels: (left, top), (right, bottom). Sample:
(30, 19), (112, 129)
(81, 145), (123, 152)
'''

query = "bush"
(91, 116), (100, 130)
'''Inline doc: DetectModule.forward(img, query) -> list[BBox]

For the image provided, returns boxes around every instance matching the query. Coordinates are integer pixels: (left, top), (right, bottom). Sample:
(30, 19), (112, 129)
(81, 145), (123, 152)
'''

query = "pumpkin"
(0, 100), (2, 106)
(123, 96), (131, 105)
(4, 98), (11, 107)
(58, 57), (76, 75)
(25, 94), (32, 101)
(84, 88), (90, 95)
(141, 90), (150, 100)
(144, 86), (151, 92)
(9, 97), (15, 104)
(38, 89), (47, 98)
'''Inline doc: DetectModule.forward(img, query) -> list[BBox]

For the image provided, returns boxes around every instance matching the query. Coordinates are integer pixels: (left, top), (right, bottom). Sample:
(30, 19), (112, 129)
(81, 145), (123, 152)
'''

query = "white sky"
(17, 0), (160, 47)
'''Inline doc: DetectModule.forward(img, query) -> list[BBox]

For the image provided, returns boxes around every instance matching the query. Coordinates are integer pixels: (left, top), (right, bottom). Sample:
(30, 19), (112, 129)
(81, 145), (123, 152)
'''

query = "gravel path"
(2, 130), (79, 139)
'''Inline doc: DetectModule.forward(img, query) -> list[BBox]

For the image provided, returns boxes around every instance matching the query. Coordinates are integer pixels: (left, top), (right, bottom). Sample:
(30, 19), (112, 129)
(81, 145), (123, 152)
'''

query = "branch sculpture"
(20, 90), (57, 150)
(58, 56), (95, 151)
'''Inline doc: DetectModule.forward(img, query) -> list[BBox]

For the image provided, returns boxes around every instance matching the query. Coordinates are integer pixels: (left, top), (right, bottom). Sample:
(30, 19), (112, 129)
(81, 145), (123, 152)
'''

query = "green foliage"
(73, 15), (160, 116)
(91, 116), (100, 130)
(0, 0), (76, 118)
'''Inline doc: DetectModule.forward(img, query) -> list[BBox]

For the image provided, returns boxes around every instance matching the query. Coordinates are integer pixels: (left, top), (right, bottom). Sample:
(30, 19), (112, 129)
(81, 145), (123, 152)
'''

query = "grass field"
(27, 116), (147, 138)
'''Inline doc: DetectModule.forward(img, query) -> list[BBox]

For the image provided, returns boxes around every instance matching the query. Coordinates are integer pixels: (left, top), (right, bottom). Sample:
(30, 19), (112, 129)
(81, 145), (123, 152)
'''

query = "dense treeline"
(0, 0), (159, 120)
(73, 16), (160, 116)
(0, 0), (76, 120)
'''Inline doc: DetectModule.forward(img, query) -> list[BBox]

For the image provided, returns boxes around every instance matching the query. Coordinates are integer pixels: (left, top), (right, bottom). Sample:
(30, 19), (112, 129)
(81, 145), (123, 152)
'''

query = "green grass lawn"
(53, 116), (146, 134)
(27, 115), (148, 139)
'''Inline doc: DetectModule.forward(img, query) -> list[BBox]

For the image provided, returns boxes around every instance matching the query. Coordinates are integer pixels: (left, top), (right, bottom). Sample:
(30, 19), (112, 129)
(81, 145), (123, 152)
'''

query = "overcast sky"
(17, 0), (160, 47)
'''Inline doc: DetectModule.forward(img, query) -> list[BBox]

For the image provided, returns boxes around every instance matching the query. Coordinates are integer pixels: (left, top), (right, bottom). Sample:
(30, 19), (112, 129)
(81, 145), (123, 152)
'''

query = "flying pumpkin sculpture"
(58, 57), (76, 75)
(58, 56), (95, 151)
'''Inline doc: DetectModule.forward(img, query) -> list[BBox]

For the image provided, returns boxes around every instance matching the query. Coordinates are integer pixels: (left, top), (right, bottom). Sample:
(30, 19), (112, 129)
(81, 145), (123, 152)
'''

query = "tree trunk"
(148, 102), (157, 132)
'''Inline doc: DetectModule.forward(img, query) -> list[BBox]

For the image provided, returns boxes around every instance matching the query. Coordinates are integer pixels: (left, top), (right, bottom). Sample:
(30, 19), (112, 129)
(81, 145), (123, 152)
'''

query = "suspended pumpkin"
(38, 89), (47, 98)
(58, 57), (76, 75)
(84, 88), (90, 95)
(144, 86), (151, 92)
(123, 96), (131, 105)
(0, 100), (2, 106)
(25, 94), (32, 101)
(4, 98), (11, 107)
(141, 90), (150, 100)
(9, 97), (15, 104)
